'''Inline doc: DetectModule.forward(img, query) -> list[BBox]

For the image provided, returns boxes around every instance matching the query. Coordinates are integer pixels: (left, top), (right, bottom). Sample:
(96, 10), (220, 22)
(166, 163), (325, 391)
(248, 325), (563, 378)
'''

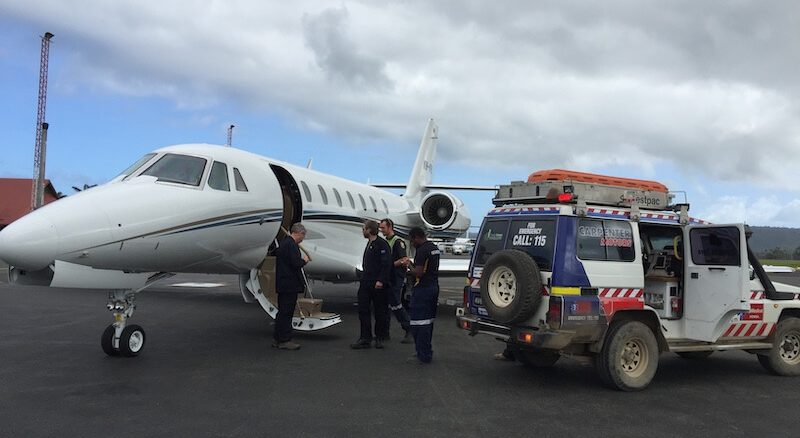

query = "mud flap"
(244, 262), (342, 331)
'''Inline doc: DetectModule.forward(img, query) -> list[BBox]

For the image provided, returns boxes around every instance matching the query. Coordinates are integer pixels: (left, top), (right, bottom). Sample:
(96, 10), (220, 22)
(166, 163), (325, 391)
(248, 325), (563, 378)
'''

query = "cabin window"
(318, 185), (329, 205)
(381, 199), (389, 214)
(233, 168), (249, 192)
(333, 188), (343, 207)
(347, 191), (356, 209)
(301, 181), (312, 202)
(141, 153), (207, 186)
(358, 194), (367, 211)
(369, 196), (378, 213)
(208, 161), (230, 191)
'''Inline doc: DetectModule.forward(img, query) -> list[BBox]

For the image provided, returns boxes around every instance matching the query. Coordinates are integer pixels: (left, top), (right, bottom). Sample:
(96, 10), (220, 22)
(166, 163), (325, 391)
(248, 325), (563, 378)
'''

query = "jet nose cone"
(0, 214), (58, 270)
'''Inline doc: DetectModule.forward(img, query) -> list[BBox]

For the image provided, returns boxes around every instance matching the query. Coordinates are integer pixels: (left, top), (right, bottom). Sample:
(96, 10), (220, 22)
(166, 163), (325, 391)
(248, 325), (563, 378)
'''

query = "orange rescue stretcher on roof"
(528, 169), (669, 194)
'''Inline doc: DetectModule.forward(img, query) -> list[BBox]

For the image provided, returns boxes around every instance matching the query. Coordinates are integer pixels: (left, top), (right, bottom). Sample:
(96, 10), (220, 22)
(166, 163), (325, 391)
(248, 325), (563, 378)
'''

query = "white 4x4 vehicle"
(456, 170), (800, 391)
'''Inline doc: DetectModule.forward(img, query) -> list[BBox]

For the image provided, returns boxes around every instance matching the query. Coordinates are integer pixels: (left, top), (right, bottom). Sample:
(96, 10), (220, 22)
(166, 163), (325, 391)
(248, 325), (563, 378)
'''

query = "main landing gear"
(101, 290), (146, 357)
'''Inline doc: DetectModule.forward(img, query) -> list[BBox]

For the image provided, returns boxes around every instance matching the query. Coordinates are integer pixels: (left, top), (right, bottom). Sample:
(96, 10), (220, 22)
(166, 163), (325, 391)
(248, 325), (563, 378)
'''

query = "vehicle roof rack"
(493, 169), (675, 210)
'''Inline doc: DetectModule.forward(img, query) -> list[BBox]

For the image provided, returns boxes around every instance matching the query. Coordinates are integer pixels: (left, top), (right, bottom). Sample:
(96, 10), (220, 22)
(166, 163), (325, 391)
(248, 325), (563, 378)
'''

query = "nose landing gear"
(101, 290), (146, 357)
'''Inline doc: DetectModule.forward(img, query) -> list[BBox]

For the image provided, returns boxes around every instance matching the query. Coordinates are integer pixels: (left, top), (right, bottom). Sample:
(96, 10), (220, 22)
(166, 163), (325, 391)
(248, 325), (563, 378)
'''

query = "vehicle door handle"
(709, 267), (726, 272)
(691, 273), (699, 279)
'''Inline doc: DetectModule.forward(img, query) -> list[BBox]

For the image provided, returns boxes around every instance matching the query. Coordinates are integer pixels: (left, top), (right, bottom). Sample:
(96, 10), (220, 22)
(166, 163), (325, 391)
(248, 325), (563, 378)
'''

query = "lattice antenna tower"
(31, 32), (54, 210)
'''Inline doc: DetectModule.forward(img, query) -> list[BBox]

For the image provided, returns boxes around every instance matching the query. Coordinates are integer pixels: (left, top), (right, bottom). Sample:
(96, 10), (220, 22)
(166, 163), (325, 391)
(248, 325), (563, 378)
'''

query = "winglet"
(404, 119), (437, 200)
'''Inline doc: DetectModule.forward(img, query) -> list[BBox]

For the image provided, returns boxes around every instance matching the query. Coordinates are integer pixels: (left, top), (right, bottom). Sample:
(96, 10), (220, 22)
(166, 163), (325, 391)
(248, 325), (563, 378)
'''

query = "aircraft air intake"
(419, 192), (470, 232)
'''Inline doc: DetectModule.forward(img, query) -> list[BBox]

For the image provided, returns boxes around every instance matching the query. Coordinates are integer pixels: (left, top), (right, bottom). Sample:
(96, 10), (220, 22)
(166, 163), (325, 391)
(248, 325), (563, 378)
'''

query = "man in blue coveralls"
(402, 227), (440, 364)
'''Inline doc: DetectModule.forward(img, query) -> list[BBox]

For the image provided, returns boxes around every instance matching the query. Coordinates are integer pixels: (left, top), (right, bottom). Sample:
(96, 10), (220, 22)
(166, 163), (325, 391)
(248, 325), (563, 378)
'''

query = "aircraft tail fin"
(404, 119), (438, 200)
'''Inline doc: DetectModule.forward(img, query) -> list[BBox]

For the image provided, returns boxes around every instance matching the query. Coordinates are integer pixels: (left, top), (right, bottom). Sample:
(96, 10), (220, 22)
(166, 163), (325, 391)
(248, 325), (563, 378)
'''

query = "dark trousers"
(409, 284), (439, 363)
(358, 281), (389, 341)
(275, 291), (300, 343)
(387, 276), (411, 332)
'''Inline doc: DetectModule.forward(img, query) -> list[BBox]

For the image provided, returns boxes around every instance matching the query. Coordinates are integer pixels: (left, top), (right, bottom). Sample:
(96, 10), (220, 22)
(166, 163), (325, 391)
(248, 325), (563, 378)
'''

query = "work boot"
(374, 339), (384, 349)
(276, 341), (301, 350)
(400, 330), (413, 344)
(350, 339), (372, 349)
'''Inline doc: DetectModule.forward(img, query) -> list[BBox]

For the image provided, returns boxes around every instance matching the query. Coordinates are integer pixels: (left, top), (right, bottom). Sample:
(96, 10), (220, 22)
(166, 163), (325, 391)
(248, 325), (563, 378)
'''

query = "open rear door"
(683, 224), (749, 341)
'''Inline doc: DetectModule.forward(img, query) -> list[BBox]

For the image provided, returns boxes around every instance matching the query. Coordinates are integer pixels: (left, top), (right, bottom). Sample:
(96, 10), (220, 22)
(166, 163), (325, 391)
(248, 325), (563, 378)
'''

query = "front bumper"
(455, 307), (575, 350)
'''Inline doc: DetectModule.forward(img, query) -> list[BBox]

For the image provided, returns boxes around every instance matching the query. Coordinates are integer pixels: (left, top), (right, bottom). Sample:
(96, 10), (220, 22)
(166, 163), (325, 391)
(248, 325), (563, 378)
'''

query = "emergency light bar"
(493, 169), (675, 210)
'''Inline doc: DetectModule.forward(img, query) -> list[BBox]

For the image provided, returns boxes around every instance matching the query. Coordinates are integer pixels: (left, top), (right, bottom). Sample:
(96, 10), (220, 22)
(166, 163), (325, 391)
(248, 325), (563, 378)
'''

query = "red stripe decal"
(743, 324), (758, 337)
(723, 325), (736, 337)
(733, 324), (748, 337)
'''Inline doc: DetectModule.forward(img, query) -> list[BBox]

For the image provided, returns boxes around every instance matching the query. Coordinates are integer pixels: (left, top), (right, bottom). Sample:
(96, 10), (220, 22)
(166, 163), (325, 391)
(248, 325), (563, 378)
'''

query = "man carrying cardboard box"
(273, 223), (309, 350)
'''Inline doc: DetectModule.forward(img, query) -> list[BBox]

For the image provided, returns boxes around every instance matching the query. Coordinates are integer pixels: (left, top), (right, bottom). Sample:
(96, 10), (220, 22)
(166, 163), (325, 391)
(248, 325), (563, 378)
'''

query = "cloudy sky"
(1, 0), (799, 227)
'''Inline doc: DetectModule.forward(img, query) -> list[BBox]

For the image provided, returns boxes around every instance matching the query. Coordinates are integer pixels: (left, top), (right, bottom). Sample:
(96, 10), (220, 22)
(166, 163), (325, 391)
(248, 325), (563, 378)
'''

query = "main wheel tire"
(101, 324), (119, 357)
(517, 349), (560, 368)
(479, 250), (542, 324)
(676, 351), (713, 360)
(119, 324), (146, 357)
(758, 317), (800, 376)
(596, 321), (659, 391)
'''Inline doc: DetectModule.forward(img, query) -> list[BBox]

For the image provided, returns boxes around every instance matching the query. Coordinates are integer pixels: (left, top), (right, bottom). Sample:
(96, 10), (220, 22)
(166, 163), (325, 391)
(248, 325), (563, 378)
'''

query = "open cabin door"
(683, 224), (749, 341)
(269, 164), (303, 241)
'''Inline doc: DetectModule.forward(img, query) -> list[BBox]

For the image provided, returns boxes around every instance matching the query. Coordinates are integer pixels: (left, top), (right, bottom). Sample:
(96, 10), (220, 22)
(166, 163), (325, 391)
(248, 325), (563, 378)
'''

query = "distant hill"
(749, 226), (800, 258)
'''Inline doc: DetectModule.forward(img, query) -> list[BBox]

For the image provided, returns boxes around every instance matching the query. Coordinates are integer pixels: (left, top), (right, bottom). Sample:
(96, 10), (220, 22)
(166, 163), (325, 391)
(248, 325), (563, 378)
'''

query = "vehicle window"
(690, 227), (740, 266)
(141, 153), (207, 186)
(347, 191), (356, 209)
(358, 194), (367, 210)
(301, 181), (312, 202)
(577, 219), (635, 262)
(333, 188), (342, 207)
(119, 153), (156, 177)
(208, 161), (230, 191)
(369, 196), (377, 212)
(318, 185), (329, 205)
(474, 220), (509, 266)
(506, 219), (556, 271)
(233, 168), (248, 192)
(381, 199), (389, 214)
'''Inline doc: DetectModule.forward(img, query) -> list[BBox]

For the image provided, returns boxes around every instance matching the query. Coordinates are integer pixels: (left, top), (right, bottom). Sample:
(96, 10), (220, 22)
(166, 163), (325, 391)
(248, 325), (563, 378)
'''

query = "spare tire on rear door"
(479, 250), (543, 324)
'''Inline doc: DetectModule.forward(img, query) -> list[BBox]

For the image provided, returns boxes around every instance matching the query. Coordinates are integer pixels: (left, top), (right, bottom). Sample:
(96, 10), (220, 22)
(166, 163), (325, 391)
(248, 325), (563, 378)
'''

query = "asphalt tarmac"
(2, 265), (800, 437)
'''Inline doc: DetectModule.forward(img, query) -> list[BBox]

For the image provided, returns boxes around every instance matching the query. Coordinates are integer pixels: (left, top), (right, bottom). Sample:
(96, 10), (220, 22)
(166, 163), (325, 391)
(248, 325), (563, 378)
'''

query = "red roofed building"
(0, 178), (60, 230)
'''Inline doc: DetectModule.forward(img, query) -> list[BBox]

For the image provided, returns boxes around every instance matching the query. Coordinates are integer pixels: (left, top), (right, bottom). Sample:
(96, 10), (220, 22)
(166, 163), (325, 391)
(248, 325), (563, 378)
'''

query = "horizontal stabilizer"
(372, 183), (497, 191)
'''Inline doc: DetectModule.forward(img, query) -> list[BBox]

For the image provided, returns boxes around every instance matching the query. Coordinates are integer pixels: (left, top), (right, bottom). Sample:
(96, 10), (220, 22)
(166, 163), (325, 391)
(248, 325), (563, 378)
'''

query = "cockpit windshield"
(118, 153), (156, 178)
(141, 153), (207, 186)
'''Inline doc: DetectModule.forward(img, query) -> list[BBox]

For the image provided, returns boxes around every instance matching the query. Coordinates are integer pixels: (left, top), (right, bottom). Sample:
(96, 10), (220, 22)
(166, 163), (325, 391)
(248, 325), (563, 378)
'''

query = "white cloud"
(3, 0), (800, 192)
(698, 196), (800, 226)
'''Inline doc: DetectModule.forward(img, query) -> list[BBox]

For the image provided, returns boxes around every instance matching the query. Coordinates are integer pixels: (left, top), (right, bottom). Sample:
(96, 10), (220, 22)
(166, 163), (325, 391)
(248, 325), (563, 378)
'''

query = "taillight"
(547, 297), (562, 330)
(517, 331), (534, 343)
(460, 320), (471, 330)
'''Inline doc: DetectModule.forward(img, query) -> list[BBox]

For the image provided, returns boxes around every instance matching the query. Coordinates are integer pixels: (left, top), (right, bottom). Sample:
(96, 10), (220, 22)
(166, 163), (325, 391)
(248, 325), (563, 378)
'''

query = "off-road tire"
(479, 250), (542, 324)
(758, 317), (800, 376)
(676, 351), (713, 360)
(517, 349), (560, 368)
(596, 320), (659, 391)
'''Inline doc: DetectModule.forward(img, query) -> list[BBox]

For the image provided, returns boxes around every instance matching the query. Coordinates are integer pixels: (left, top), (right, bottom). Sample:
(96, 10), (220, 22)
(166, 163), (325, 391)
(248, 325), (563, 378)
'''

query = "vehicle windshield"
(118, 153), (156, 178)
(141, 153), (207, 186)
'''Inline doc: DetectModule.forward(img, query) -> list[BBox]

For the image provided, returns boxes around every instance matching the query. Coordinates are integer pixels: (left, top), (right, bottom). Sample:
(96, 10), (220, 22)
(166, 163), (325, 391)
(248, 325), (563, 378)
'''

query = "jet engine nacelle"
(419, 192), (470, 232)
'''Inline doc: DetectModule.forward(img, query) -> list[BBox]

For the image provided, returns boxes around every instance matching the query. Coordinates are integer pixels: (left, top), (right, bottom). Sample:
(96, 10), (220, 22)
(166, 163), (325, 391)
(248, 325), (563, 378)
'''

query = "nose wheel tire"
(758, 317), (800, 376)
(101, 325), (120, 357)
(119, 325), (146, 357)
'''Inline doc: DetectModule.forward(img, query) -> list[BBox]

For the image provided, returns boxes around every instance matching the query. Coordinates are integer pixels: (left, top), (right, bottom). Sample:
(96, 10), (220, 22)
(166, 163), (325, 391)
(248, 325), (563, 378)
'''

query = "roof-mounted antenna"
(226, 124), (235, 147)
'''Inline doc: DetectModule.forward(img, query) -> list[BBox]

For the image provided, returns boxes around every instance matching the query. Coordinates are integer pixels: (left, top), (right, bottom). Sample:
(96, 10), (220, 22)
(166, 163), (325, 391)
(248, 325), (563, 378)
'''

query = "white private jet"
(0, 119), (492, 357)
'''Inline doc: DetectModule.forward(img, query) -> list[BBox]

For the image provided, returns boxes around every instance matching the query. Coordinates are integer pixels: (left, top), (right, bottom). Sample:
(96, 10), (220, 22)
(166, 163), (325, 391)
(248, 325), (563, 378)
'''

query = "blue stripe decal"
(551, 216), (590, 287)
